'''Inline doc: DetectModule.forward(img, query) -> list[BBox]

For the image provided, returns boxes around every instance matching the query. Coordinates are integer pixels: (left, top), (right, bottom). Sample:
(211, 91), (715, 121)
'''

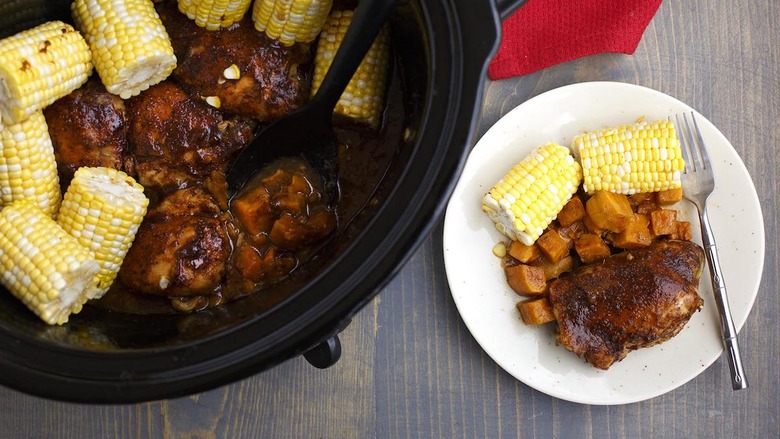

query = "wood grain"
(0, 0), (777, 437)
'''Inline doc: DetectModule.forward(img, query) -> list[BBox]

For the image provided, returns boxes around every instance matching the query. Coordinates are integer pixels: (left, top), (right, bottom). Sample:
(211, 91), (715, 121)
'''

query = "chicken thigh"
(157, 0), (311, 122)
(124, 81), (256, 190)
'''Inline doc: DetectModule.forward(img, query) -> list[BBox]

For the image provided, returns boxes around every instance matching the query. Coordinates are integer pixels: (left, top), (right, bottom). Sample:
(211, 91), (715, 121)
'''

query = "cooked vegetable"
(516, 297), (556, 325)
(252, 0), (332, 45)
(536, 229), (569, 264)
(557, 196), (585, 227)
(574, 233), (611, 263)
(534, 254), (574, 280)
(573, 119), (685, 195)
(482, 142), (582, 246)
(0, 20), (92, 124)
(71, 0), (177, 99)
(505, 264), (546, 296)
(649, 208), (677, 236)
(671, 220), (693, 241)
(311, 10), (390, 129)
(584, 190), (633, 232)
(178, 0), (252, 30)
(57, 167), (149, 300)
(507, 240), (540, 263)
(611, 213), (653, 249)
(0, 200), (100, 325)
(656, 187), (683, 205)
(0, 111), (61, 217)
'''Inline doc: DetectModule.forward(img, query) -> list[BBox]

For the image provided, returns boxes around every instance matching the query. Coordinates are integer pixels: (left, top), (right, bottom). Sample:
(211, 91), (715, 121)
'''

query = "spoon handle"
(312, 0), (398, 110)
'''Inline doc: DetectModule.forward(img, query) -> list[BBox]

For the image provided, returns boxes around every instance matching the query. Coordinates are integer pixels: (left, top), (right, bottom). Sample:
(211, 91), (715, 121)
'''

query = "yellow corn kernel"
(71, 0), (177, 99)
(482, 142), (583, 245)
(252, 0), (333, 46)
(177, 0), (252, 31)
(0, 200), (100, 325)
(573, 119), (684, 195)
(0, 111), (61, 217)
(311, 10), (390, 129)
(58, 167), (149, 300)
(0, 21), (92, 124)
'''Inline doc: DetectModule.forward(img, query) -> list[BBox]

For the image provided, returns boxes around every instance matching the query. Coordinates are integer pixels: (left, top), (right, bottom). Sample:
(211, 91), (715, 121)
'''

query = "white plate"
(442, 81), (765, 405)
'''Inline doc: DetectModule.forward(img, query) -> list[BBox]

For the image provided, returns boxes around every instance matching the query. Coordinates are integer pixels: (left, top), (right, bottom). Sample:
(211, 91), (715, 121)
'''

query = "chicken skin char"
(158, 0), (310, 122)
(125, 81), (256, 191)
(548, 240), (705, 370)
(44, 78), (132, 187)
(119, 187), (231, 297)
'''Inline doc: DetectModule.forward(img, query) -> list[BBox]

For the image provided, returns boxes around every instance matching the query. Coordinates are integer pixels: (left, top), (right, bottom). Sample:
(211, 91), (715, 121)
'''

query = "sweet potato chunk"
(611, 214), (653, 249)
(670, 221), (693, 241)
(517, 297), (556, 325)
(650, 209), (678, 236)
(534, 254), (574, 280)
(575, 233), (611, 263)
(585, 191), (633, 232)
(657, 187), (683, 205)
(556, 220), (586, 249)
(508, 240), (541, 263)
(557, 196), (586, 227)
(505, 264), (547, 296)
(536, 229), (569, 263)
(232, 186), (274, 236)
(583, 214), (605, 236)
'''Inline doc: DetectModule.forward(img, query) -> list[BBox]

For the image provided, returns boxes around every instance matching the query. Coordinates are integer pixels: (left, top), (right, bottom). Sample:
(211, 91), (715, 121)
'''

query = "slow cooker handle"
(494, 0), (528, 20)
(303, 335), (342, 369)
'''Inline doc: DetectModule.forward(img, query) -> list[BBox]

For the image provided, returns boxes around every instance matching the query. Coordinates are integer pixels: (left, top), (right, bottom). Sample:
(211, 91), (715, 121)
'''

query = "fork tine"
(676, 113), (692, 173)
(682, 112), (704, 173)
(689, 111), (712, 171)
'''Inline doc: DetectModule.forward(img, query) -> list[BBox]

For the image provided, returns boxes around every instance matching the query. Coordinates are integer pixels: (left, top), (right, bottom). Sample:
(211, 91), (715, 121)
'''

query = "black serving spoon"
(226, 0), (398, 202)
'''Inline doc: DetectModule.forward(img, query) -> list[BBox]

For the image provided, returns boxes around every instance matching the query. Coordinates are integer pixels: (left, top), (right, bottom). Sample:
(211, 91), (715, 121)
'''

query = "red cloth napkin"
(488, 0), (663, 80)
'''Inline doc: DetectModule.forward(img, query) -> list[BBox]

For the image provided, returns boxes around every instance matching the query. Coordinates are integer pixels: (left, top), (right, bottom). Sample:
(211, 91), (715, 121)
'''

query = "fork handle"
(700, 208), (749, 390)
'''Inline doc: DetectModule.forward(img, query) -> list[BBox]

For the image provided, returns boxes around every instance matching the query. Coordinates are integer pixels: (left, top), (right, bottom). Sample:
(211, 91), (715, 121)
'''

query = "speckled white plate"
(442, 81), (764, 405)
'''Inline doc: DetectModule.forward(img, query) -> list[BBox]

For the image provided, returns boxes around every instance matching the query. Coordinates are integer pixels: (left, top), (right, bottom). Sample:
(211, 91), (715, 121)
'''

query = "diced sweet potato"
(650, 209), (678, 236)
(508, 240), (541, 263)
(583, 214), (605, 236)
(533, 254), (574, 280)
(656, 187), (683, 205)
(611, 214), (653, 249)
(585, 190), (634, 232)
(516, 297), (556, 325)
(574, 233), (611, 263)
(670, 220), (693, 241)
(629, 192), (655, 207)
(556, 220), (586, 249)
(635, 202), (657, 215)
(232, 186), (275, 236)
(269, 210), (336, 250)
(275, 191), (307, 214)
(505, 264), (547, 296)
(234, 243), (265, 281)
(536, 229), (569, 263)
(557, 196), (586, 227)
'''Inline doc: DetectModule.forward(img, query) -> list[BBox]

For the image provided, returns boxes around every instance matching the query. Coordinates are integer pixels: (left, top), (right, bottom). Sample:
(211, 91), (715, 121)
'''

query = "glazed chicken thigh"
(157, 1), (311, 122)
(125, 81), (256, 190)
(548, 240), (705, 369)
(43, 78), (132, 187)
(119, 187), (231, 297)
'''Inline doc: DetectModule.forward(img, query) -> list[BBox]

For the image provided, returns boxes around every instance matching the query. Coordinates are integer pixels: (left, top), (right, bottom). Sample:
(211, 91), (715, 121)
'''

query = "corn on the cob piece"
(177, 0), (252, 30)
(252, 0), (333, 45)
(573, 119), (685, 195)
(482, 142), (583, 246)
(58, 167), (148, 300)
(311, 10), (390, 129)
(0, 20), (92, 125)
(0, 111), (61, 217)
(71, 0), (177, 99)
(0, 200), (100, 325)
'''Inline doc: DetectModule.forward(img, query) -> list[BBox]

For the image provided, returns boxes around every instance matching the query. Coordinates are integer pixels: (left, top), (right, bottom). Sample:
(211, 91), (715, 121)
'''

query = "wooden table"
(1, 1), (777, 437)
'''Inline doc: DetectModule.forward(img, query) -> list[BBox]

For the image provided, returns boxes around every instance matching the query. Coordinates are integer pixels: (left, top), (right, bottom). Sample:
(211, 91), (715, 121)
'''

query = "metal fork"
(676, 111), (748, 390)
